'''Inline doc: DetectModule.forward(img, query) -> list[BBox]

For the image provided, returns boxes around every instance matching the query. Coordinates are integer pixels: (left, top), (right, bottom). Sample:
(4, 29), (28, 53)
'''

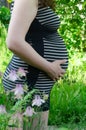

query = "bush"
(0, 22), (12, 72)
(55, 0), (86, 52)
(0, 22), (12, 92)
(0, 1), (86, 52)
(0, 6), (10, 28)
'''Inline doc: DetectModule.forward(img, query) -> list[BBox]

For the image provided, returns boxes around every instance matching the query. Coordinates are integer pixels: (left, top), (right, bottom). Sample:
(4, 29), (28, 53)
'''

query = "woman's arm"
(7, 0), (50, 70)
(6, 0), (65, 81)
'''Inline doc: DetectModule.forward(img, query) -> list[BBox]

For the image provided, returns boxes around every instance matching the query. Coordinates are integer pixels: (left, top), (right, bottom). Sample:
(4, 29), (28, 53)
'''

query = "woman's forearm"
(7, 38), (51, 73)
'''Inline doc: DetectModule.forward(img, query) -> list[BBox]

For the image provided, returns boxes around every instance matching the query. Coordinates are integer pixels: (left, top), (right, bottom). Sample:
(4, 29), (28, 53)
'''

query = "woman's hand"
(46, 59), (66, 81)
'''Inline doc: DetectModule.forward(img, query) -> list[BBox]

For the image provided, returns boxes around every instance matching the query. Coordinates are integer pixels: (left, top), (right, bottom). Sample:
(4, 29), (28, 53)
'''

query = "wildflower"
(17, 67), (27, 78)
(32, 95), (45, 107)
(0, 105), (7, 114)
(12, 84), (24, 99)
(23, 106), (36, 117)
(6, 70), (20, 81)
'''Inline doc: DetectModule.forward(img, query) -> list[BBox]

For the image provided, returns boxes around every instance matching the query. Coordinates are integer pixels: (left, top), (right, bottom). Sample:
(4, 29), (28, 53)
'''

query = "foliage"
(49, 51), (86, 129)
(0, 22), (12, 72)
(55, 0), (86, 52)
(7, 0), (13, 3)
(50, 81), (86, 123)
(0, 0), (86, 51)
(0, 6), (10, 28)
(0, 89), (36, 130)
(0, 22), (12, 92)
(67, 51), (86, 83)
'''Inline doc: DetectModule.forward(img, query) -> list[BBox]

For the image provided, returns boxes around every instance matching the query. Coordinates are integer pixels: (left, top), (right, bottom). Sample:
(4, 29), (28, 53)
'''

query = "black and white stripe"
(3, 3), (68, 94)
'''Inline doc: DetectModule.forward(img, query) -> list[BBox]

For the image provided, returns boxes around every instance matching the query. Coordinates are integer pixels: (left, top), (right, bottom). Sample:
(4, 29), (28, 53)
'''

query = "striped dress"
(2, 2), (68, 111)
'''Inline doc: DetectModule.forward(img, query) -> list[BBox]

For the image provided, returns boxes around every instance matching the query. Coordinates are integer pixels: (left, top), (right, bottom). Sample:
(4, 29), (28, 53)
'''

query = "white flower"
(6, 70), (20, 81)
(32, 95), (45, 107)
(12, 84), (24, 99)
(0, 105), (7, 114)
(23, 106), (36, 117)
(77, 4), (82, 10)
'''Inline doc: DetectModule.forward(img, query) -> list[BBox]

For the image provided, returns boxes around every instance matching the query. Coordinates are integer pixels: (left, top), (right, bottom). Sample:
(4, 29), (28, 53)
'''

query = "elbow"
(6, 37), (13, 50)
(6, 36), (21, 51)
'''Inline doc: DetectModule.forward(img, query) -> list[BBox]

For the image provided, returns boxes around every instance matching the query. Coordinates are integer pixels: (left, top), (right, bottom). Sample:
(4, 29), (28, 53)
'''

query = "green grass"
(56, 122), (86, 130)
(49, 81), (86, 129)
(49, 52), (86, 129)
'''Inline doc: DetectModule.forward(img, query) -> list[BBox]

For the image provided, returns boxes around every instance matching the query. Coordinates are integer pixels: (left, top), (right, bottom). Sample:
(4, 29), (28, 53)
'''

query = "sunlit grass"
(49, 52), (86, 129)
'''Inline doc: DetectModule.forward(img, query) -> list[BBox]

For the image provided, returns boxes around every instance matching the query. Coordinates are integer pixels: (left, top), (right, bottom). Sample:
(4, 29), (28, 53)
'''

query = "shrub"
(56, 0), (86, 52)
(0, 6), (10, 28)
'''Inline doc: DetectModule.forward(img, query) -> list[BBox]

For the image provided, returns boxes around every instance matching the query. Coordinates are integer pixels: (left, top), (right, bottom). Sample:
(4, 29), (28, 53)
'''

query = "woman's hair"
(40, 0), (56, 10)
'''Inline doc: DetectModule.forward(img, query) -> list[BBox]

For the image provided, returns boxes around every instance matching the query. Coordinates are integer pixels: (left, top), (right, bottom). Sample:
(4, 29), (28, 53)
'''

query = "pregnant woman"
(3, 0), (68, 129)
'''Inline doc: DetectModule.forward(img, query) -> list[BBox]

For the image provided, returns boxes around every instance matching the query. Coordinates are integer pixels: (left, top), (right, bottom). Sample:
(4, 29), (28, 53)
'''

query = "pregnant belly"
(43, 36), (69, 70)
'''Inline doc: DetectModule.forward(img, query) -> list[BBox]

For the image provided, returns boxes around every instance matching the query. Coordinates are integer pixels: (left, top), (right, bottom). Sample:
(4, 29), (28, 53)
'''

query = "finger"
(56, 67), (65, 76)
(51, 77), (56, 82)
(59, 73), (64, 78)
(59, 59), (67, 65)
(53, 78), (58, 82)
(60, 69), (65, 74)
(53, 78), (56, 81)
(55, 76), (60, 81)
